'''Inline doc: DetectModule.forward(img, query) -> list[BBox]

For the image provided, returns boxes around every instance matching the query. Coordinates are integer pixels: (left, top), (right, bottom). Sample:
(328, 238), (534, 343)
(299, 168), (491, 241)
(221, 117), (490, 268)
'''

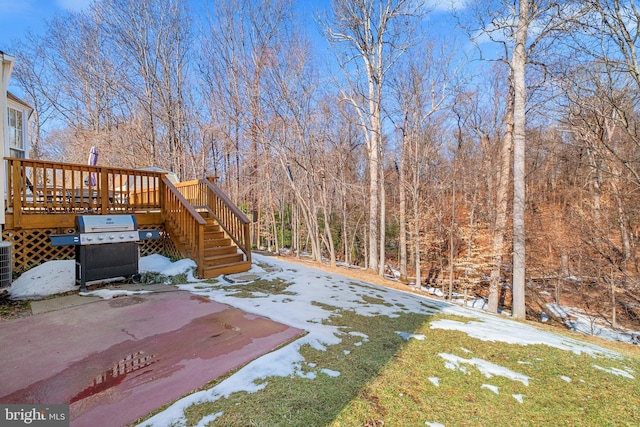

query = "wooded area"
(6, 0), (640, 327)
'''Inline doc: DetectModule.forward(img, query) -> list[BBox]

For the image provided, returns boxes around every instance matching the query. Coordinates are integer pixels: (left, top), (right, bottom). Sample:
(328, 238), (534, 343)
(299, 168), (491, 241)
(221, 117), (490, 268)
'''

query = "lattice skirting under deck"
(2, 225), (180, 275)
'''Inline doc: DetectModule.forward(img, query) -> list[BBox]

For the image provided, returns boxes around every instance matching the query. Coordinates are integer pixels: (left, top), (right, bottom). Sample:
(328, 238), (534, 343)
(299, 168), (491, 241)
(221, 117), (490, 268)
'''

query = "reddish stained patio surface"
(0, 291), (304, 426)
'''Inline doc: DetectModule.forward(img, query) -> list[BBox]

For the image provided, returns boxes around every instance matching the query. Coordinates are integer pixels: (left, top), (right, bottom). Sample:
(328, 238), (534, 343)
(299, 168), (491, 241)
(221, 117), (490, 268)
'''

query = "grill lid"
(76, 214), (138, 233)
(50, 214), (160, 246)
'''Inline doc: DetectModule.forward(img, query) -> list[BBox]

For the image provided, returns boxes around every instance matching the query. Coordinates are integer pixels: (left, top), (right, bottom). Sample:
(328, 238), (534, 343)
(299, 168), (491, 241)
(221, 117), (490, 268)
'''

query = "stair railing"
(199, 179), (252, 264)
(161, 177), (206, 277)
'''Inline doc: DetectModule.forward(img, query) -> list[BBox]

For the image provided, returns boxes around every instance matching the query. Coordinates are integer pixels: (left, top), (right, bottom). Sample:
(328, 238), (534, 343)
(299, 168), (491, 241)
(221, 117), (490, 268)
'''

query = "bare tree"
(98, 0), (192, 176)
(390, 39), (459, 283)
(10, 37), (57, 159)
(471, 0), (585, 318)
(320, 0), (427, 275)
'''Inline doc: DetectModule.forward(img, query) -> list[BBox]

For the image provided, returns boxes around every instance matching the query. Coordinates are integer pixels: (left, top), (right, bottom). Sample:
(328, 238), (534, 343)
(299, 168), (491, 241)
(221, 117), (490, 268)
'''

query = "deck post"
(12, 159), (22, 228)
(100, 166), (109, 215)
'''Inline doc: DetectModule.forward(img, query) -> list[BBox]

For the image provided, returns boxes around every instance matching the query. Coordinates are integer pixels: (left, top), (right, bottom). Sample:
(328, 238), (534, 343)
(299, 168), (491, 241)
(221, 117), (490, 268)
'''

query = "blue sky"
(0, 0), (470, 55)
(0, 0), (328, 52)
(0, 0), (94, 48)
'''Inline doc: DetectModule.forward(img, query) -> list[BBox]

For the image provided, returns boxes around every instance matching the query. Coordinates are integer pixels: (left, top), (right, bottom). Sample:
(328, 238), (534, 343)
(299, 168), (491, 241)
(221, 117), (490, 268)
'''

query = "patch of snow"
(79, 289), (151, 299)
(512, 394), (524, 403)
(464, 298), (488, 310)
(194, 412), (222, 427)
(481, 384), (499, 394)
(425, 422), (446, 427)
(139, 254), (198, 281)
(299, 371), (317, 380)
(421, 286), (445, 297)
(349, 331), (369, 341)
(9, 260), (76, 299)
(439, 353), (530, 386)
(592, 365), (635, 379)
(397, 331), (426, 341)
(321, 369), (341, 377)
(429, 377), (440, 386)
(430, 317), (620, 358)
(560, 375), (572, 383)
(547, 303), (640, 345)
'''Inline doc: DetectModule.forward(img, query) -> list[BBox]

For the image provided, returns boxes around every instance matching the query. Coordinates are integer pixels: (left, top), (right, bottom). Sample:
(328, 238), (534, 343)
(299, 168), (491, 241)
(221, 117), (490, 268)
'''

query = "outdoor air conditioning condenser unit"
(0, 241), (12, 288)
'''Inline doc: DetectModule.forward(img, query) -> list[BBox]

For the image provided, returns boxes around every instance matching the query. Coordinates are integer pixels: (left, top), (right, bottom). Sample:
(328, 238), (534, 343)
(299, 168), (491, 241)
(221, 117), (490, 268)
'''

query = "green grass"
(182, 307), (429, 426)
(138, 278), (640, 427)
(330, 319), (640, 426)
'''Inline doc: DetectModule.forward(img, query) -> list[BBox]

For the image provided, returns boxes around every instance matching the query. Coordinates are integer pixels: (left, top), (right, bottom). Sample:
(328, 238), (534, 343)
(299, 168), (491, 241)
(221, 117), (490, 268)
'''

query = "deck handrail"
(174, 179), (251, 264)
(161, 177), (207, 277)
(6, 157), (164, 226)
(201, 179), (252, 264)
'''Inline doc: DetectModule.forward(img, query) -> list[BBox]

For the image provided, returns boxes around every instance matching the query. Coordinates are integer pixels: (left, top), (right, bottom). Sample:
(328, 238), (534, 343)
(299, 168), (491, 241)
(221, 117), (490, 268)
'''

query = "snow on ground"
(79, 289), (152, 299)
(430, 316), (621, 358)
(440, 353), (531, 385)
(8, 260), (76, 299)
(481, 384), (500, 394)
(7, 255), (198, 300)
(5, 253), (638, 426)
(138, 254), (198, 281)
(396, 331), (426, 341)
(546, 303), (640, 344)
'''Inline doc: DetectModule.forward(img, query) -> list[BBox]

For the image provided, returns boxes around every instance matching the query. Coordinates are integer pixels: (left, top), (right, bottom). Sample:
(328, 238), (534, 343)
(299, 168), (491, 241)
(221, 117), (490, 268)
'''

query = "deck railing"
(6, 158), (164, 227)
(175, 178), (251, 263)
(6, 158), (247, 276)
(161, 177), (206, 277)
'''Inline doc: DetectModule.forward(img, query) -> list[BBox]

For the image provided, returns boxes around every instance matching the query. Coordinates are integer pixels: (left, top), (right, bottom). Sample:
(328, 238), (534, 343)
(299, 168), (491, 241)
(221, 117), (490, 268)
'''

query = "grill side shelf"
(138, 230), (161, 240)
(50, 234), (81, 246)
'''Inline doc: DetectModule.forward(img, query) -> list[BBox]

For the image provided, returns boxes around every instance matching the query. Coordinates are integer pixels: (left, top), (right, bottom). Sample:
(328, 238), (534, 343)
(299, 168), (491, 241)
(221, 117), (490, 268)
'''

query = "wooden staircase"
(200, 211), (251, 278)
(162, 178), (252, 279)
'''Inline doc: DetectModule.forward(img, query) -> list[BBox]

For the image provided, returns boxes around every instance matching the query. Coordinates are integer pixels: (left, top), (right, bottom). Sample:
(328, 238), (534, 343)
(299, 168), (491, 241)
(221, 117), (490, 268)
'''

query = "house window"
(8, 107), (25, 158)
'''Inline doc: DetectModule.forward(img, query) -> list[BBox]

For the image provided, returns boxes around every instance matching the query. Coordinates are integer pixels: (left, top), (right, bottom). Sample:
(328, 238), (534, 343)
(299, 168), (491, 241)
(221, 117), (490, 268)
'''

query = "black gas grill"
(50, 214), (160, 292)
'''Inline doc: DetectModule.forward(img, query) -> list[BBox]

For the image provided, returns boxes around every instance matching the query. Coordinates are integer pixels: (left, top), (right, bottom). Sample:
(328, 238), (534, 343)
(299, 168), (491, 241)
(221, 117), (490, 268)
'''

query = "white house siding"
(0, 52), (15, 227)
(0, 52), (32, 228)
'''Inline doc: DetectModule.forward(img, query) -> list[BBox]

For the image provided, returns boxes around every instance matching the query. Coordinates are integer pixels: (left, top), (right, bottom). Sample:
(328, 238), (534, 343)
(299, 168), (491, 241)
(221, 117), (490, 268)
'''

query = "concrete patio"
(0, 287), (304, 426)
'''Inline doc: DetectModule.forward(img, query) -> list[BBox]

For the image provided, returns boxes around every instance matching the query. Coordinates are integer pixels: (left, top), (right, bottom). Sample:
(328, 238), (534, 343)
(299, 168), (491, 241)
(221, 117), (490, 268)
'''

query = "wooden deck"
(4, 158), (251, 277)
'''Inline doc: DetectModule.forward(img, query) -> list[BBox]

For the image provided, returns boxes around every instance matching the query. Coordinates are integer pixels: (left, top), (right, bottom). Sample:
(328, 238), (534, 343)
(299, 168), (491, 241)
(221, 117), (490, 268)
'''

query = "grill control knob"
(146, 232), (152, 239)
(109, 235), (115, 240)
(98, 236), (104, 241)
(86, 237), (93, 242)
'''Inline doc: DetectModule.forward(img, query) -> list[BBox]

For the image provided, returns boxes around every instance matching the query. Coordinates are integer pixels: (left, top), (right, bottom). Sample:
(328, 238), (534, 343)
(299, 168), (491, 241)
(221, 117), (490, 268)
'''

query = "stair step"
(205, 245), (238, 257)
(204, 253), (244, 266)
(202, 261), (252, 279)
(204, 230), (225, 239)
(205, 237), (231, 247)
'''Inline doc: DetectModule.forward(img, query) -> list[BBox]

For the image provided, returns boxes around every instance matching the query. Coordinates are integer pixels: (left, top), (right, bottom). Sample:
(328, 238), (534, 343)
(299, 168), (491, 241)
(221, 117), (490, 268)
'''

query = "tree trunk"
(368, 121), (380, 273)
(399, 140), (408, 281)
(511, 0), (530, 319)
(448, 180), (456, 299)
(488, 85), (514, 313)
(610, 269), (617, 329)
(379, 159), (386, 276)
